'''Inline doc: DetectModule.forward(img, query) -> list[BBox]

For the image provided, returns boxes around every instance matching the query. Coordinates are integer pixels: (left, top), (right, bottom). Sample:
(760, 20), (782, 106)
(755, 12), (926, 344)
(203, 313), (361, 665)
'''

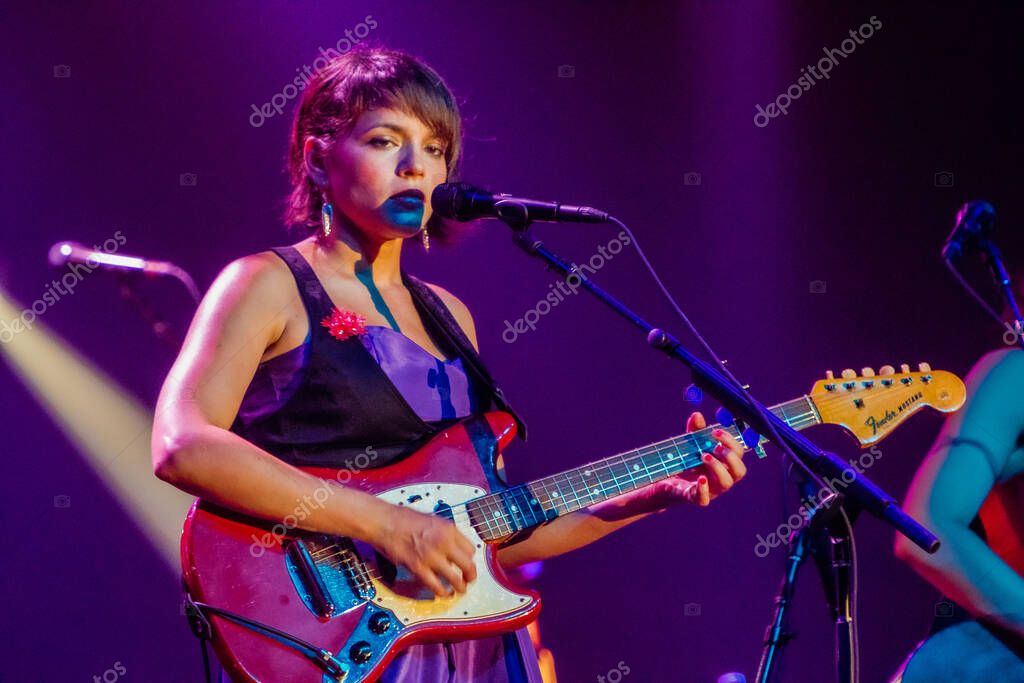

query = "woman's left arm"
(433, 290), (747, 568)
(496, 412), (746, 567)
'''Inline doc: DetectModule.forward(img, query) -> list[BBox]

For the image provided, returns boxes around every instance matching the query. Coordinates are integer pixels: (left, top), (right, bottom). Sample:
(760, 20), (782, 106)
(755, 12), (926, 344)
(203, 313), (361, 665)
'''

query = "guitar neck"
(468, 396), (821, 542)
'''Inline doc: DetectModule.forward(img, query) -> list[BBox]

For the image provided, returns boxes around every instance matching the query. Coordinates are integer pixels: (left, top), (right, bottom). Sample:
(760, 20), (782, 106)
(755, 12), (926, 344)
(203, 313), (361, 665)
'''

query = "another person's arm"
(894, 349), (1024, 637)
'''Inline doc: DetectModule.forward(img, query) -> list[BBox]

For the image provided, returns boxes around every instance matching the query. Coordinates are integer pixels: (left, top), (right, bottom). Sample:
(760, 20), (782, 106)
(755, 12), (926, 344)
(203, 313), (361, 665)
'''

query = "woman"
(152, 47), (747, 682)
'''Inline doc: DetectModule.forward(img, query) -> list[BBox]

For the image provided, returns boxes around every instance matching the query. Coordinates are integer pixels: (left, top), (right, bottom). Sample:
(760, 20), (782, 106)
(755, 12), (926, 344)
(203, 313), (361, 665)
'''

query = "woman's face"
(323, 106), (449, 243)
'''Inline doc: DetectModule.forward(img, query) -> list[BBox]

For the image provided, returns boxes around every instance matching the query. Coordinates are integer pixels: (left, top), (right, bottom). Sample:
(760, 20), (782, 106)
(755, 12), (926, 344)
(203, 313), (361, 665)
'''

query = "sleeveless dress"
(222, 246), (542, 683)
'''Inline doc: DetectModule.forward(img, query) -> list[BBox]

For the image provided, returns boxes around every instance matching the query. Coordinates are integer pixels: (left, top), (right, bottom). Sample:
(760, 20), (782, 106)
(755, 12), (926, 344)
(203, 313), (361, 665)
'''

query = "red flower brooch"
(321, 307), (367, 341)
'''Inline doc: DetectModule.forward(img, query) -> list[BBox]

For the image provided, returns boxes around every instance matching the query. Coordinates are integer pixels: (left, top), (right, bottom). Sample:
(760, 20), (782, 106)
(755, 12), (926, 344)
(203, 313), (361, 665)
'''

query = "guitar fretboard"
(465, 396), (820, 542)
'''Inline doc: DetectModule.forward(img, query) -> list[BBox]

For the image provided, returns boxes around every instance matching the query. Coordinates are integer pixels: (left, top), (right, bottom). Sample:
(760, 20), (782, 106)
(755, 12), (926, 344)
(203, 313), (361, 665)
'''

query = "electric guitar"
(181, 365), (965, 683)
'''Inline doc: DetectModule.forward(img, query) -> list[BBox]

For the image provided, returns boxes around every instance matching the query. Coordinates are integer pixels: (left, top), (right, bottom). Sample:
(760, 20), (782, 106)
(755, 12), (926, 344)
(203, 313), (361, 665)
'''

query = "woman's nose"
(397, 146), (425, 178)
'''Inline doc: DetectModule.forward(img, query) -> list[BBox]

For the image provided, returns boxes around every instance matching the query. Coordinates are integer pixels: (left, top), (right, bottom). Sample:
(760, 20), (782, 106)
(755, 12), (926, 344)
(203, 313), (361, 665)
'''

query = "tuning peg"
(900, 363), (911, 373)
(841, 368), (857, 379)
(918, 362), (931, 372)
(825, 370), (835, 380)
(715, 406), (735, 427)
(879, 365), (896, 375)
(861, 367), (875, 377)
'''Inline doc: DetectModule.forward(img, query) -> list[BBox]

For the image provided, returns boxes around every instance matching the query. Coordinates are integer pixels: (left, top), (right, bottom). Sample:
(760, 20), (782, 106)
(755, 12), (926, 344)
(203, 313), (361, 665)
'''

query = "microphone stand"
(980, 238), (1024, 350)
(494, 207), (940, 683)
(114, 272), (186, 351)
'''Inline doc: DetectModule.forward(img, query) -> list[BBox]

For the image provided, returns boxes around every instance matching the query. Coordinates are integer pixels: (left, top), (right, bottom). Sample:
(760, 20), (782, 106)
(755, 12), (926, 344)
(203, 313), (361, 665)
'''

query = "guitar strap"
(402, 271), (528, 442)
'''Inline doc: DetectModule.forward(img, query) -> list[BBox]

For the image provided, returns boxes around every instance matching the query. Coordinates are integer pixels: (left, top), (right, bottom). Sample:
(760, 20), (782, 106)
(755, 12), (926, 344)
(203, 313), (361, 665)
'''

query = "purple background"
(3, 2), (1023, 681)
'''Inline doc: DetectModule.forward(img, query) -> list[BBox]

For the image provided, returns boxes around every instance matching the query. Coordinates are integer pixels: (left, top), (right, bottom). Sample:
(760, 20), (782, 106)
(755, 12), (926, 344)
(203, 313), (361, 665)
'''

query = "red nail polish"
(702, 453), (713, 462)
(713, 429), (723, 437)
(698, 476), (708, 486)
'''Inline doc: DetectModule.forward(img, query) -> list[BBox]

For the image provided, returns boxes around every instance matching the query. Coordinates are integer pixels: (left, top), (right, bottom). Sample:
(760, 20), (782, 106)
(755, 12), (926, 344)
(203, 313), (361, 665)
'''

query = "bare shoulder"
(424, 281), (479, 352)
(972, 347), (1024, 377)
(217, 250), (291, 292)
(198, 250), (299, 351)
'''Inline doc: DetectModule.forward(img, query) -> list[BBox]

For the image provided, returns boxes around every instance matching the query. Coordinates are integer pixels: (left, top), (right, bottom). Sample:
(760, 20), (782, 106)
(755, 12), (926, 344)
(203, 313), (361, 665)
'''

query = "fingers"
(711, 428), (747, 482)
(447, 535), (477, 584)
(409, 560), (451, 598)
(686, 411), (706, 432)
(701, 451), (735, 491)
(687, 475), (710, 506)
(434, 554), (468, 594)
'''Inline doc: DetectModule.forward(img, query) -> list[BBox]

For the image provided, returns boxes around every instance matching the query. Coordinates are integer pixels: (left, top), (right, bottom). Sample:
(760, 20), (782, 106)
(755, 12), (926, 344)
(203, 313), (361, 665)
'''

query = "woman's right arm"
(151, 253), (475, 597)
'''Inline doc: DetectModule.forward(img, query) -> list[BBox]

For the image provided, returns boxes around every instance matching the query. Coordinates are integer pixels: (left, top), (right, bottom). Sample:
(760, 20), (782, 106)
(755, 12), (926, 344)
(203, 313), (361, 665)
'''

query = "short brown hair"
(284, 47), (463, 242)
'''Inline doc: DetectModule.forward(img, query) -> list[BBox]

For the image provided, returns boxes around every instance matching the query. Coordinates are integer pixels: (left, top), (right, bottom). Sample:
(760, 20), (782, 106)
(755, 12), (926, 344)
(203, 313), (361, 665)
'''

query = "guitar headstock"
(808, 363), (966, 445)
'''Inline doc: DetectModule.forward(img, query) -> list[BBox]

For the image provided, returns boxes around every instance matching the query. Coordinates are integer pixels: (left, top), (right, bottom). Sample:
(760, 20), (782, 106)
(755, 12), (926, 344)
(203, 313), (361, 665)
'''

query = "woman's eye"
(426, 145), (446, 157)
(369, 137), (396, 148)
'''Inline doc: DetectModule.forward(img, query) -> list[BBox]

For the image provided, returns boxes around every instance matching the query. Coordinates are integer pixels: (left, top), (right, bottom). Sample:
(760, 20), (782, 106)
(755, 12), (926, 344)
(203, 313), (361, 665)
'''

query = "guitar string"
(304, 381), (934, 581)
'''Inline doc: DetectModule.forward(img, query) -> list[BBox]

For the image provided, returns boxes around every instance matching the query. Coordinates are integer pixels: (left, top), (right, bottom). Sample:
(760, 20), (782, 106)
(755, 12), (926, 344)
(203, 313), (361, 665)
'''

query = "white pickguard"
(366, 482), (534, 627)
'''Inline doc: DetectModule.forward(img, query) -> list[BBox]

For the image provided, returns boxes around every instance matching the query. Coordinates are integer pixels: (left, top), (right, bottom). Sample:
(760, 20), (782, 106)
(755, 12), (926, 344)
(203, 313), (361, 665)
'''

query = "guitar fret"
(466, 394), (830, 541)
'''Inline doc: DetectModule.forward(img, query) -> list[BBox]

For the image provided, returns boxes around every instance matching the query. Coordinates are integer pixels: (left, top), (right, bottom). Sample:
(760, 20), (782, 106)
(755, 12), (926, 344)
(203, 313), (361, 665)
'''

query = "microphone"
(48, 241), (202, 303)
(49, 241), (177, 275)
(431, 182), (610, 224)
(942, 200), (996, 260)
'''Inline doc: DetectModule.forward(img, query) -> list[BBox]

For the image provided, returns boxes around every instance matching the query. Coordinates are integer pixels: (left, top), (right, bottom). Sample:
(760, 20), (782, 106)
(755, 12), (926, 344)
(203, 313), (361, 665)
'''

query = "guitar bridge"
(285, 537), (376, 619)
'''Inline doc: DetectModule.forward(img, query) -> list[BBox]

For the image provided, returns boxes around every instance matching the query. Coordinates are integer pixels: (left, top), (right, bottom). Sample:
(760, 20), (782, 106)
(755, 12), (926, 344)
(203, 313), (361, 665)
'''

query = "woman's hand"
(589, 411), (747, 522)
(373, 504), (477, 598)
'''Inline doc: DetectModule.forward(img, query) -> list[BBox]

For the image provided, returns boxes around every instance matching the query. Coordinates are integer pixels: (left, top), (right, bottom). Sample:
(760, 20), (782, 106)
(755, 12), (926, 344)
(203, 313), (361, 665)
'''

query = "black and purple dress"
(224, 246), (541, 683)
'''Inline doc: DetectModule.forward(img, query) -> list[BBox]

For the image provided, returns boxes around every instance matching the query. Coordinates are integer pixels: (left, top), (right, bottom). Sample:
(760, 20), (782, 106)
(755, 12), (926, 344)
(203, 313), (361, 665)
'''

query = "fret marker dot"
(552, 492), (560, 498)
(493, 511), (503, 519)
(632, 464), (640, 471)
(584, 469), (592, 476)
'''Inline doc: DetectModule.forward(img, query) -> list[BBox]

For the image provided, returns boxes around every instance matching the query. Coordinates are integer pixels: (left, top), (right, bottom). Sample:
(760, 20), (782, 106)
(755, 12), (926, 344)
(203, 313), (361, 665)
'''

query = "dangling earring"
(421, 225), (430, 253)
(320, 195), (333, 237)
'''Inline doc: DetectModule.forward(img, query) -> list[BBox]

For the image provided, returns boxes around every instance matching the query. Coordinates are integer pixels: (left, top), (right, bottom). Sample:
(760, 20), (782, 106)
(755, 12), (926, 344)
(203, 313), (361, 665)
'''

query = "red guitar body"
(181, 412), (539, 683)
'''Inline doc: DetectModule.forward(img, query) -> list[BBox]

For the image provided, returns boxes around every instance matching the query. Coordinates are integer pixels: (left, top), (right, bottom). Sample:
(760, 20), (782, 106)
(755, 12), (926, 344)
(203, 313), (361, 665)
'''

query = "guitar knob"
(841, 369), (856, 379)
(900, 364), (910, 374)
(350, 641), (373, 664)
(369, 611), (391, 634)
(825, 370), (835, 380)
(918, 362), (932, 372)
(861, 367), (875, 377)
